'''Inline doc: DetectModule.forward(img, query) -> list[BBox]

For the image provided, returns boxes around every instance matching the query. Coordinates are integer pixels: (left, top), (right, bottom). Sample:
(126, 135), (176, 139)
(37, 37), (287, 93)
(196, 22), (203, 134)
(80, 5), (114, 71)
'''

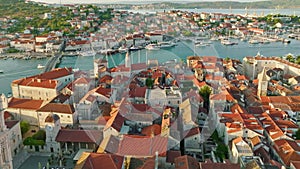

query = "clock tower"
(45, 114), (61, 153)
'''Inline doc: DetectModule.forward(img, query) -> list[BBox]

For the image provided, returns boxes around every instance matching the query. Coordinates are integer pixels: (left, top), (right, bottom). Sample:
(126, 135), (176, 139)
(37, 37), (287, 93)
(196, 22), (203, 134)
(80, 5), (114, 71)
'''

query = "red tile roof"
(32, 67), (72, 80)
(12, 78), (58, 89)
(273, 139), (300, 166)
(38, 103), (75, 114)
(95, 87), (112, 98)
(199, 162), (240, 169)
(73, 77), (91, 85)
(175, 155), (200, 169)
(56, 129), (102, 143)
(5, 120), (19, 129)
(118, 135), (168, 157)
(8, 98), (44, 110)
(166, 150), (181, 163)
(104, 109), (125, 132)
(141, 124), (161, 136)
(129, 86), (147, 98)
(82, 153), (124, 169)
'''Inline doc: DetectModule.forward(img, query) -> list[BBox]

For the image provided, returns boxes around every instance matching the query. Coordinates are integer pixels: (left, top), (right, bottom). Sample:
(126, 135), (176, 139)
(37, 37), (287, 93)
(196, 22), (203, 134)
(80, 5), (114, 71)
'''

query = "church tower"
(45, 114), (61, 153)
(257, 67), (269, 97)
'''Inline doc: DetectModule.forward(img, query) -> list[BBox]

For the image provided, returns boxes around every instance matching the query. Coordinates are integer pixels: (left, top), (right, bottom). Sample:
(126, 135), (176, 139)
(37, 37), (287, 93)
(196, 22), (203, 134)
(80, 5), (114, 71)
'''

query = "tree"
(199, 85), (212, 110)
(296, 128), (300, 140)
(296, 55), (300, 64)
(20, 120), (30, 136)
(286, 54), (295, 63)
(146, 77), (154, 89)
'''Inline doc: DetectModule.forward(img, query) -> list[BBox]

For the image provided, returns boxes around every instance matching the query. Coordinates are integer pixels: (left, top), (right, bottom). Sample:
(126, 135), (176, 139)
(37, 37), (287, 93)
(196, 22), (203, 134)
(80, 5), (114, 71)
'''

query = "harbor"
(1, 37), (299, 95)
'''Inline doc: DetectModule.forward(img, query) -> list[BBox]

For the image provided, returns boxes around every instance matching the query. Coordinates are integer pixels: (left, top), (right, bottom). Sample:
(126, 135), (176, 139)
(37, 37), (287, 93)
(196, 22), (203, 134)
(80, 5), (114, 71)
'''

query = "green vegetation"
(211, 130), (229, 162)
(6, 48), (20, 53)
(0, 1), (113, 34)
(23, 129), (46, 146)
(296, 56), (300, 64)
(146, 76), (154, 89)
(23, 137), (45, 146)
(199, 85), (212, 110)
(20, 120), (30, 136)
(295, 128), (300, 140)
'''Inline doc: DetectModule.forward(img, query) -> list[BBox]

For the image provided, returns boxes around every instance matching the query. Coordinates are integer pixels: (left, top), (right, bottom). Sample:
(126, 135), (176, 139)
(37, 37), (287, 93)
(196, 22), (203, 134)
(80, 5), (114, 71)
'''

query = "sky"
(31, 0), (266, 4)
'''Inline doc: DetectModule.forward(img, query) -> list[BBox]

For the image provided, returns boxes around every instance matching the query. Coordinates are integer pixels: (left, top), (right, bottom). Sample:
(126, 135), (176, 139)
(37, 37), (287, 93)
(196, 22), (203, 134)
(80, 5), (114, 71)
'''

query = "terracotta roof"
(82, 153), (124, 169)
(38, 103), (75, 114)
(273, 139), (300, 166)
(5, 120), (19, 129)
(73, 77), (91, 85)
(141, 124), (161, 136)
(99, 75), (112, 83)
(199, 162), (240, 169)
(291, 161), (300, 169)
(104, 109), (125, 132)
(175, 155), (200, 169)
(182, 127), (200, 139)
(56, 129), (102, 143)
(3, 111), (12, 120)
(129, 86), (147, 98)
(8, 98), (44, 110)
(129, 157), (155, 169)
(118, 135), (168, 157)
(95, 87), (112, 98)
(166, 150), (181, 163)
(32, 67), (72, 80)
(12, 77), (58, 89)
(50, 93), (71, 103)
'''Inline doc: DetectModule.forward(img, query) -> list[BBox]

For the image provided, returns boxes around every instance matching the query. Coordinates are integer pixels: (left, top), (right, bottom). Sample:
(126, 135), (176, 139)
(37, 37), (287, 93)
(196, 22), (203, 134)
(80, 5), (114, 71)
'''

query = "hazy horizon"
(31, 0), (268, 4)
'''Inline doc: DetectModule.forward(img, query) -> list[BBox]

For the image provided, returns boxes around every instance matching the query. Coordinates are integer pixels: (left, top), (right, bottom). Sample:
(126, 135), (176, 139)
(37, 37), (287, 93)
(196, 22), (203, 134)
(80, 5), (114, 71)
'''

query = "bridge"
(43, 40), (66, 73)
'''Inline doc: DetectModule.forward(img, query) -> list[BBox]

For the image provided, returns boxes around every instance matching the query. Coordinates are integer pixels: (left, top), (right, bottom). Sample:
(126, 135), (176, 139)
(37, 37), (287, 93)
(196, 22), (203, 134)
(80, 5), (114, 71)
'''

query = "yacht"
(118, 46), (128, 53)
(157, 41), (176, 48)
(249, 39), (259, 44)
(145, 44), (160, 50)
(221, 39), (237, 46)
(37, 64), (45, 69)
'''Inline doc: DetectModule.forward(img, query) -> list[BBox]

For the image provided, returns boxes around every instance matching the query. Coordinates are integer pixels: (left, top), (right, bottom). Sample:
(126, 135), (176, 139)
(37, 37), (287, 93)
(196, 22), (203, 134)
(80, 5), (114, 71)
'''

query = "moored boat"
(145, 44), (160, 50)
(37, 64), (45, 69)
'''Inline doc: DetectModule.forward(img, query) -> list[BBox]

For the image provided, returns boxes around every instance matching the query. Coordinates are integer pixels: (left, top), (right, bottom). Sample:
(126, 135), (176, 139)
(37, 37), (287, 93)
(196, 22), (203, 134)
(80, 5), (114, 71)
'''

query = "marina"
(1, 37), (299, 95)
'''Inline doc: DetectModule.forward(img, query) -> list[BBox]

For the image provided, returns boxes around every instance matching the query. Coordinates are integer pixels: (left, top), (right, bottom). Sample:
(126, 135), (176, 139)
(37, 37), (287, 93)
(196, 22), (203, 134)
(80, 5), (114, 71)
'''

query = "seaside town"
(1, 1), (300, 169)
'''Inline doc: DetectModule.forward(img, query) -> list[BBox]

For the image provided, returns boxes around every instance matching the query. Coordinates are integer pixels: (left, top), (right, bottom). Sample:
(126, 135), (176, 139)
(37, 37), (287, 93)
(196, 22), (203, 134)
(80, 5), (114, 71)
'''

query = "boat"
(283, 39), (291, 44)
(37, 64), (45, 69)
(78, 50), (96, 57)
(249, 39), (259, 44)
(99, 48), (117, 55)
(145, 44), (160, 50)
(118, 46), (128, 53)
(0, 70), (3, 73)
(23, 56), (31, 60)
(221, 40), (237, 46)
(129, 45), (141, 51)
(157, 41), (176, 48)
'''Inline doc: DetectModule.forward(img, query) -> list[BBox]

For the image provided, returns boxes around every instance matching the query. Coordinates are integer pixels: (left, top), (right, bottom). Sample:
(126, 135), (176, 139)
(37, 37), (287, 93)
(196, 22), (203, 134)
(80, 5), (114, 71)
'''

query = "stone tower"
(0, 111), (13, 169)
